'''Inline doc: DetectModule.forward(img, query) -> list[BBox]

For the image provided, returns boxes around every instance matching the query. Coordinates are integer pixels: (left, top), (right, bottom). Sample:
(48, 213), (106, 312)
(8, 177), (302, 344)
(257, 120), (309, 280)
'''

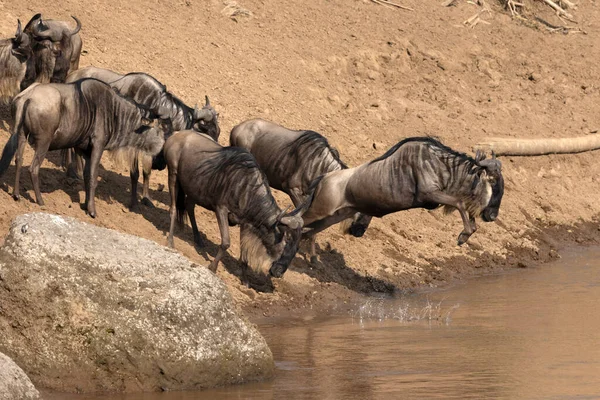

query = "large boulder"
(0, 352), (40, 400)
(0, 213), (273, 393)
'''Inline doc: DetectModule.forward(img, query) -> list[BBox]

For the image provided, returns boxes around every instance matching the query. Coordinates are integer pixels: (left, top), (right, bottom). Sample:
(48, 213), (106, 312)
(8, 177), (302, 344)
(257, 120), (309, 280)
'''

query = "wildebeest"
(22, 14), (82, 86)
(230, 118), (372, 262)
(0, 78), (165, 218)
(164, 130), (304, 279)
(24, 14), (82, 72)
(65, 66), (220, 207)
(299, 137), (504, 256)
(0, 20), (32, 102)
(0, 15), (82, 103)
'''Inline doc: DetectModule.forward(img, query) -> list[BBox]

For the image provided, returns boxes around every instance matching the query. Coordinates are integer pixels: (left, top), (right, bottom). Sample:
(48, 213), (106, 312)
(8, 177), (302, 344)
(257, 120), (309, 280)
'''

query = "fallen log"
(473, 134), (600, 156)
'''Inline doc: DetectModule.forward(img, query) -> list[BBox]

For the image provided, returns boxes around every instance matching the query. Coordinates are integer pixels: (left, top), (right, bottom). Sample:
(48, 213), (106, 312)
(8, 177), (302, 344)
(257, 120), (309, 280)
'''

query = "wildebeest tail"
(0, 99), (29, 177)
(175, 180), (187, 226)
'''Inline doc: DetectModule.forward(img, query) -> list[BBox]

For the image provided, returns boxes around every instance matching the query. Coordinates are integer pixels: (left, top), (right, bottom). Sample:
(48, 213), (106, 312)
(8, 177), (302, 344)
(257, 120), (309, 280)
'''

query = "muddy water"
(45, 247), (600, 400)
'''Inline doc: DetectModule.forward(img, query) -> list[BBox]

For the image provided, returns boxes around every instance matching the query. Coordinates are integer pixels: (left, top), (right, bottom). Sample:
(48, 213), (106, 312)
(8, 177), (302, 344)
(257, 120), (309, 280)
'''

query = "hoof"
(457, 233), (470, 246)
(310, 255), (319, 265)
(141, 197), (155, 208)
(167, 240), (175, 248)
(208, 261), (218, 273)
(87, 210), (96, 219)
(12, 194), (20, 201)
(269, 264), (285, 278)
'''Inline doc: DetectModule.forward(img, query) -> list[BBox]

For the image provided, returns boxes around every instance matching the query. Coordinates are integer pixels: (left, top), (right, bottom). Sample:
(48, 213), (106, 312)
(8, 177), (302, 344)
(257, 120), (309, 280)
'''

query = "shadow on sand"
(0, 159), (396, 295)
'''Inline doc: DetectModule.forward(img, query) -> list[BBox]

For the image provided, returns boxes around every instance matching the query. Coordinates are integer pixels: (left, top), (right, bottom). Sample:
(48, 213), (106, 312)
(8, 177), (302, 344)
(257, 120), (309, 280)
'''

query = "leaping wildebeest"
(0, 78), (165, 218)
(65, 66), (220, 208)
(299, 137), (504, 260)
(230, 118), (372, 262)
(164, 130), (304, 279)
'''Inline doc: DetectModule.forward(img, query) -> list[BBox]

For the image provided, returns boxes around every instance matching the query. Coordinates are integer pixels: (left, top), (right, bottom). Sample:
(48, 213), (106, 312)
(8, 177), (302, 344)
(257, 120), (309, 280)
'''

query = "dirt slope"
(1, 0), (600, 317)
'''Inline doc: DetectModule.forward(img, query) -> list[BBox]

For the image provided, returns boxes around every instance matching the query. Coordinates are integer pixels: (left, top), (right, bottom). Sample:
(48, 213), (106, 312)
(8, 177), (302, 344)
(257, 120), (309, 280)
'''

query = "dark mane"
(280, 130), (348, 170)
(121, 72), (195, 129)
(370, 136), (476, 165)
(191, 147), (279, 227)
(76, 78), (155, 119)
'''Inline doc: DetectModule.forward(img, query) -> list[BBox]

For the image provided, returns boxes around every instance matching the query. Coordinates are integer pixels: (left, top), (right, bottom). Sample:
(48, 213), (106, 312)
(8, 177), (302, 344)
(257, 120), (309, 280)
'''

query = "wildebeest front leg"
(129, 155), (140, 210)
(303, 208), (357, 263)
(210, 206), (231, 273)
(84, 146), (103, 218)
(469, 214), (477, 235)
(425, 191), (473, 245)
(29, 139), (52, 206)
(141, 153), (154, 208)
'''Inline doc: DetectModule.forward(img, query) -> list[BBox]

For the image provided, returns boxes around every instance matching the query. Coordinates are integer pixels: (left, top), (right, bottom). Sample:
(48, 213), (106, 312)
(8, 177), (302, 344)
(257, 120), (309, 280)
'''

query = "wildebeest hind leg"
(12, 131), (27, 201)
(424, 191), (473, 246)
(29, 140), (51, 206)
(209, 206), (231, 273)
(84, 146), (103, 218)
(310, 235), (318, 264)
(167, 172), (178, 248)
(186, 201), (203, 247)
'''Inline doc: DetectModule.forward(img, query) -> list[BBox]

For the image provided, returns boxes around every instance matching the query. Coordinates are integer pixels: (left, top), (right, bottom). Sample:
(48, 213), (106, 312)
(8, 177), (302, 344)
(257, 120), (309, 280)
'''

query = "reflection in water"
(44, 248), (600, 400)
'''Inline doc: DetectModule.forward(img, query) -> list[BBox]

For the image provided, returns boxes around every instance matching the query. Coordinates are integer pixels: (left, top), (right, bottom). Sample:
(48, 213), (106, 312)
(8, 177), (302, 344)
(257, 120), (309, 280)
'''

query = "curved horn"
(30, 18), (52, 38)
(491, 150), (496, 159)
(23, 14), (41, 33)
(277, 206), (292, 222)
(474, 150), (485, 164)
(205, 95), (210, 106)
(14, 19), (22, 38)
(69, 16), (81, 36)
(280, 215), (303, 230)
(479, 159), (502, 172)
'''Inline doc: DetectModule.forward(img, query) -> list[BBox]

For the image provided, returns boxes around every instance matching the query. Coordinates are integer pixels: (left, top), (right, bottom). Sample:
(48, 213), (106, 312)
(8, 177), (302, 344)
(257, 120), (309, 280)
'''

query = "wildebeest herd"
(0, 15), (504, 285)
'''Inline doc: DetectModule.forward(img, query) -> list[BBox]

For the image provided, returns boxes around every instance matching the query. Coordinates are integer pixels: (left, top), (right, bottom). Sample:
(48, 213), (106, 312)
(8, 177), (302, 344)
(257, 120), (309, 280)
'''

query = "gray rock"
(0, 352), (40, 400)
(0, 213), (273, 393)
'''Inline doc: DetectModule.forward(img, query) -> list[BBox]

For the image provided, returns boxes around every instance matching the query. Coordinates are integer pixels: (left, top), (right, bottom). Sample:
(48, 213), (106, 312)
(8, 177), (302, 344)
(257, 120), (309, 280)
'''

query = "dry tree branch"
(370, 0), (414, 11)
(541, 0), (574, 18)
(464, 0), (492, 28)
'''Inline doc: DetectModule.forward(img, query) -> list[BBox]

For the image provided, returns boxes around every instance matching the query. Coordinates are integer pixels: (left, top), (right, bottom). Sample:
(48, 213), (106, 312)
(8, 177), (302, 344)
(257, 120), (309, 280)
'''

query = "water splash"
(349, 297), (460, 325)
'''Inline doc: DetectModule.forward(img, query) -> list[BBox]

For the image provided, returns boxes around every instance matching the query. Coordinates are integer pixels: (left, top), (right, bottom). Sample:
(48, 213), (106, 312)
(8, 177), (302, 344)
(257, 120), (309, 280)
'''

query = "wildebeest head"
(269, 208), (304, 277)
(29, 15), (81, 42)
(240, 206), (304, 279)
(475, 151), (504, 222)
(0, 20), (33, 102)
(10, 20), (32, 60)
(193, 96), (220, 141)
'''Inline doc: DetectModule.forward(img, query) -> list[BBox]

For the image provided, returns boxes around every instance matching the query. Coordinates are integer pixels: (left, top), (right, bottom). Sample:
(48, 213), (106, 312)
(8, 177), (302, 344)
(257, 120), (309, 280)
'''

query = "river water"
(45, 247), (600, 399)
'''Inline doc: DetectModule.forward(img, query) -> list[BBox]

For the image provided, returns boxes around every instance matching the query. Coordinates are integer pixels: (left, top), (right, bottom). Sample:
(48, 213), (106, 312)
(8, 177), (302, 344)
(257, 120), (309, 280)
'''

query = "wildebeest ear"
(205, 95), (210, 106)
